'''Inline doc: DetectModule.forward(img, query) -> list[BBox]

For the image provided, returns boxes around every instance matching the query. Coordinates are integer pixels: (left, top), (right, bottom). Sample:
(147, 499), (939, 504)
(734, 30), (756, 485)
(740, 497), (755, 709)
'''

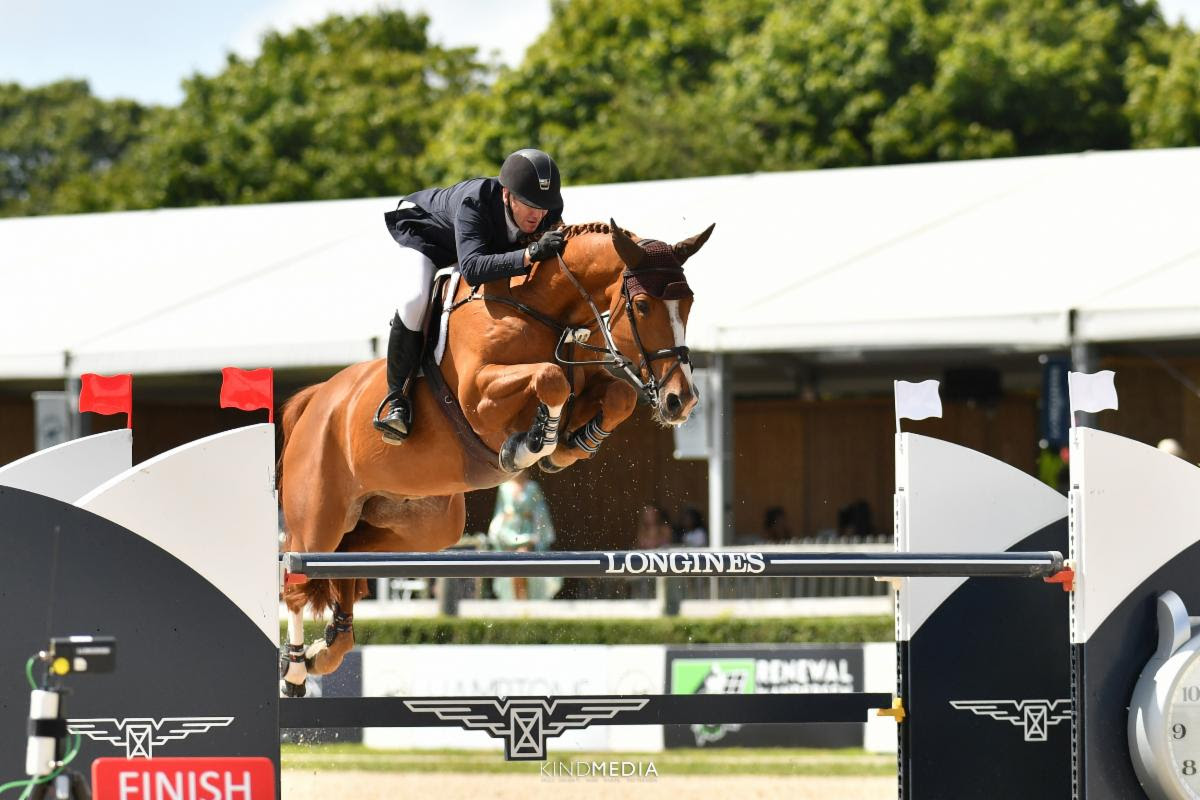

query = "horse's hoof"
(499, 434), (525, 472)
(538, 456), (566, 474)
(280, 678), (307, 698)
(304, 639), (326, 672)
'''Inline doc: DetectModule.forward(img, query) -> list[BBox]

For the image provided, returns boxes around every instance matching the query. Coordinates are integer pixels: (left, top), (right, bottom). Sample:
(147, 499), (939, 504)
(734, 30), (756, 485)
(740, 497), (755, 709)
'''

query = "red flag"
(220, 367), (274, 423)
(79, 373), (133, 429)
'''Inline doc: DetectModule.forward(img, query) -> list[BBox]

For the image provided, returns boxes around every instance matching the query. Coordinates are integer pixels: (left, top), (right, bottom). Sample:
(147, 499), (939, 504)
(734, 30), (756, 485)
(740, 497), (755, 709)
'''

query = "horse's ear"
(610, 218), (644, 269)
(672, 223), (716, 265)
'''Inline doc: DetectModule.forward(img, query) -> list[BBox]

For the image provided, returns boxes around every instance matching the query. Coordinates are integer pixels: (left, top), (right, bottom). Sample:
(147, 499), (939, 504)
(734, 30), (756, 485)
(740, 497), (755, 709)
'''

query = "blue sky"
(0, 0), (1196, 107)
(0, 0), (551, 105)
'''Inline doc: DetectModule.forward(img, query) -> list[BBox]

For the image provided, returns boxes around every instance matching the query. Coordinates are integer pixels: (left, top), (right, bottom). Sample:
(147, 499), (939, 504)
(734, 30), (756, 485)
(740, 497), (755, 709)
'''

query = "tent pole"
(707, 352), (734, 551)
(1069, 309), (1097, 429)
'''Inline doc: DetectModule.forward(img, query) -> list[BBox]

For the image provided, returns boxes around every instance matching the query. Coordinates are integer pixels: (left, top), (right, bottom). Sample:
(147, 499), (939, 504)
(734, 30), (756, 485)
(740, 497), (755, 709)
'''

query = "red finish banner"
(92, 757), (275, 800)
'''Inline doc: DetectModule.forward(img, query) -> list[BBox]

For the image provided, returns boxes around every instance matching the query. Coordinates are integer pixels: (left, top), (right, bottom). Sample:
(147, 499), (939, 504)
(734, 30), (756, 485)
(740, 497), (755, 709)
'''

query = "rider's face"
(504, 190), (548, 233)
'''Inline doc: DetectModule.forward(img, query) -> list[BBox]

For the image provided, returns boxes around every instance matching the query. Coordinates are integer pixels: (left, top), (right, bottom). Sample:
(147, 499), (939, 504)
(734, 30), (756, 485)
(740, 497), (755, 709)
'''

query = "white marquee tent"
(1, 147), (1197, 380)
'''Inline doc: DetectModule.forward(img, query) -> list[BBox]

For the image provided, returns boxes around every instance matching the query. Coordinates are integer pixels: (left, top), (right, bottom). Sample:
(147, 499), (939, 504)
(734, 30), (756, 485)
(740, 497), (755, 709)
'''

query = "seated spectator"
(837, 499), (873, 538)
(678, 506), (708, 548)
(763, 506), (794, 543)
(1158, 438), (1192, 463)
(635, 504), (673, 549)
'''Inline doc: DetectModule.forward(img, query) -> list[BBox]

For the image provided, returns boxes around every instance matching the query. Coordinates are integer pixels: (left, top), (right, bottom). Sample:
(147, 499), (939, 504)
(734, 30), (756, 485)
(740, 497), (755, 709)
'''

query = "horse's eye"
(635, 300), (650, 315)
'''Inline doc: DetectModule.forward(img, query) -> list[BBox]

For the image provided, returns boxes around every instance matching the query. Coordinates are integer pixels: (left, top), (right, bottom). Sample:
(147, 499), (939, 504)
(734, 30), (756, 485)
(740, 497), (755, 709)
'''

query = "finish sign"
(92, 758), (274, 800)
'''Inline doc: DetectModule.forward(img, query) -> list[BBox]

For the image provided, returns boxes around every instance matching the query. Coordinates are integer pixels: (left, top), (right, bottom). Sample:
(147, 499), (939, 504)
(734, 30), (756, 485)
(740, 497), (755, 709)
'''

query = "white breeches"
(394, 247), (438, 331)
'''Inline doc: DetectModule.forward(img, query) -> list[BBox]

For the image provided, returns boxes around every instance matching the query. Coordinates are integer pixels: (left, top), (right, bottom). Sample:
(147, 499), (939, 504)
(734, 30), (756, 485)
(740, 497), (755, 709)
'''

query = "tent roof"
(2, 147), (1198, 379)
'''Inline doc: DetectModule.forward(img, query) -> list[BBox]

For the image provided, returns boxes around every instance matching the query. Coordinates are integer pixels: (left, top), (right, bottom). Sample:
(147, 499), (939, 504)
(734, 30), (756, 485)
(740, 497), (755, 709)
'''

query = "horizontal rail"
(282, 549), (1065, 580)
(279, 693), (894, 729)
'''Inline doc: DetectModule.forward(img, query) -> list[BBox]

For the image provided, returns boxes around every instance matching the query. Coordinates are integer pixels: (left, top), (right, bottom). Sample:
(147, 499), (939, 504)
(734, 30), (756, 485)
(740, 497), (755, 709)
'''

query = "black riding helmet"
(499, 148), (562, 211)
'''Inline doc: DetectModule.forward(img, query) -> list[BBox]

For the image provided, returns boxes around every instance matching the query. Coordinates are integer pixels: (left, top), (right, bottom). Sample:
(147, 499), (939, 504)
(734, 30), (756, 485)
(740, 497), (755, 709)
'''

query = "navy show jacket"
(385, 177), (562, 287)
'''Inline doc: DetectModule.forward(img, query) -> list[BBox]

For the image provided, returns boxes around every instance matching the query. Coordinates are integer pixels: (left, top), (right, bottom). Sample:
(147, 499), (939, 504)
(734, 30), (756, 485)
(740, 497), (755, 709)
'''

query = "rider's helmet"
(499, 148), (562, 211)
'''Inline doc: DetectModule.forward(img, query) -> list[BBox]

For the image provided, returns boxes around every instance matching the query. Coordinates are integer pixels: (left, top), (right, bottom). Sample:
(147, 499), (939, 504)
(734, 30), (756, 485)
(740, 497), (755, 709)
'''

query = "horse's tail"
(277, 382), (339, 616)
(276, 383), (320, 493)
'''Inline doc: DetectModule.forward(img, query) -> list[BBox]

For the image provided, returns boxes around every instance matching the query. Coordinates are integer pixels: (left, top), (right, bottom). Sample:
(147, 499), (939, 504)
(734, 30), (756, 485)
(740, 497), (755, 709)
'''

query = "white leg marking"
(514, 402), (564, 469)
(284, 608), (307, 685)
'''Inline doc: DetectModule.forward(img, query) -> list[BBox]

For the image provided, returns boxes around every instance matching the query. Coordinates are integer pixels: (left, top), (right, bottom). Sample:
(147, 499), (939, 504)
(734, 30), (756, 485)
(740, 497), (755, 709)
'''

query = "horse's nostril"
(665, 393), (683, 415)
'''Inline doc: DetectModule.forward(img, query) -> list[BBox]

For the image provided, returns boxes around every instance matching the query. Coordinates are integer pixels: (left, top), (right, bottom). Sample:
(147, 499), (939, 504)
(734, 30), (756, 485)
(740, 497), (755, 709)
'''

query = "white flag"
(895, 380), (942, 425)
(1068, 370), (1118, 420)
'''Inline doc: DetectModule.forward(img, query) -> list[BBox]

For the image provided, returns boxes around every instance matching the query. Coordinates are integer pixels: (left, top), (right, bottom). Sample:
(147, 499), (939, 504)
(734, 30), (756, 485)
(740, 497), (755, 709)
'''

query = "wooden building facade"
(1, 355), (1197, 552)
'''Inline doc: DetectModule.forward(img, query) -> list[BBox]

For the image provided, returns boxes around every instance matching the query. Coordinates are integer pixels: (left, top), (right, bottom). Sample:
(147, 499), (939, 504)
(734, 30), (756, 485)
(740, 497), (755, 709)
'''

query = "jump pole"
(282, 549), (1067, 581)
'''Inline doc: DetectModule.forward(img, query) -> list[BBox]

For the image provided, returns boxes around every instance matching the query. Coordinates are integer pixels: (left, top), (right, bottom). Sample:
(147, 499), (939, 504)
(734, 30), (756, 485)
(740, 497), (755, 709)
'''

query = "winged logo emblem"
(403, 697), (649, 760)
(949, 699), (1072, 742)
(67, 717), (234, 757)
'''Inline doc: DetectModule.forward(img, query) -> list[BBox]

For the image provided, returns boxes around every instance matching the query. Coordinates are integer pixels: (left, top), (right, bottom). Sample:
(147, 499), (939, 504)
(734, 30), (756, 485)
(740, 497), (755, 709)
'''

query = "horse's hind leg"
(305, 499), (466, 676)
(474, 362), (572, 472)
(281, 604), (309, 697)
(305, 577), (365, 677)
(279, 460), (356, 695)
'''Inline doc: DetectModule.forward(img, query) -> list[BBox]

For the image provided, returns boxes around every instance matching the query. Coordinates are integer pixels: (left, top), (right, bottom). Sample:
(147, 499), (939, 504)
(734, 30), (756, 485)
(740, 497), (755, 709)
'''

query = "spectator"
(488, 471), (560, 600)
(1158, 438), (1192, 463)
(635, 505), (673, 549)
(678, 506), (708, 548)
(763, 506), (794, 543)
(837, 500), (873, 538)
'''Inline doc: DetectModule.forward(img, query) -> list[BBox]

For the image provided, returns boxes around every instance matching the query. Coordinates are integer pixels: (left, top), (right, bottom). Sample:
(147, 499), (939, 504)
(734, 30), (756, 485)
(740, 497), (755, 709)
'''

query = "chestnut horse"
(278, 220), (714, 695)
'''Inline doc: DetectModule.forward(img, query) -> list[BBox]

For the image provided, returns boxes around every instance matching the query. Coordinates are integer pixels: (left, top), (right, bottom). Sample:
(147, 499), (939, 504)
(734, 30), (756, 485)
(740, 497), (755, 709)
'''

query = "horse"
(278, 219), (714, 695)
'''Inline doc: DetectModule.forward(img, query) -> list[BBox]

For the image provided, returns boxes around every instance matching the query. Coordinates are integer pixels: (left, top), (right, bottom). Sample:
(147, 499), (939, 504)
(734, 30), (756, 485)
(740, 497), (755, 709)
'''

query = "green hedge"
(285, 616), (893, 646)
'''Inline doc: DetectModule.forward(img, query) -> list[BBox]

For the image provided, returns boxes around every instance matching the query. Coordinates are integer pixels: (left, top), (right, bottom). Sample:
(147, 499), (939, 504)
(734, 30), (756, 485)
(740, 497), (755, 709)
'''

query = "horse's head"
(607, 219), (715, 425)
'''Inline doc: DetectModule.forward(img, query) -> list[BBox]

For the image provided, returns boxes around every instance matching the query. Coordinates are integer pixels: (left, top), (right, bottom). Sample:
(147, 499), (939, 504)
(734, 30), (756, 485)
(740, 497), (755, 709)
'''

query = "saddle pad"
(434, 265), (460, 366)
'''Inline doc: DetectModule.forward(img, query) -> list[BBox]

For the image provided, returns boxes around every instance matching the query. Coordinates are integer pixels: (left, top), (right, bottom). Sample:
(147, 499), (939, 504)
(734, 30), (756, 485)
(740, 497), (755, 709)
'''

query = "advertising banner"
(664, 644), (867, 749)
(361, 644), (664, 752)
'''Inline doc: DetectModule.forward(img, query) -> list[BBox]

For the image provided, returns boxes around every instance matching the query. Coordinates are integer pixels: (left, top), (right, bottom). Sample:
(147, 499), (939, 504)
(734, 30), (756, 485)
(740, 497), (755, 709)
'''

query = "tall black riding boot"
(372, 313), (424, 444)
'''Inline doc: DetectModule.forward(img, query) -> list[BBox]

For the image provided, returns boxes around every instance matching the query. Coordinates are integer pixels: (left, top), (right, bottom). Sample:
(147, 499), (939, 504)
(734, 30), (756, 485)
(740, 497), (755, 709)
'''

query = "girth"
(418, 272), (512, 488)
(421, 351), (511, 489)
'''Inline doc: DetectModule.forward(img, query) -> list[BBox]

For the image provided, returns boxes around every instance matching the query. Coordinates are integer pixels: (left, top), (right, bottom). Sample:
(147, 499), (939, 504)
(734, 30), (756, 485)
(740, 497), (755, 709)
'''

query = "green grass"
(282, 616), (895, 646)
(280, 743), (897, 777)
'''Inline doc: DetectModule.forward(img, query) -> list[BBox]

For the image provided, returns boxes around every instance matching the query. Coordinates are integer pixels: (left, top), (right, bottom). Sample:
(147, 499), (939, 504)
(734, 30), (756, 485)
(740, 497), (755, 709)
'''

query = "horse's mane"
(556, 221), (637, 240)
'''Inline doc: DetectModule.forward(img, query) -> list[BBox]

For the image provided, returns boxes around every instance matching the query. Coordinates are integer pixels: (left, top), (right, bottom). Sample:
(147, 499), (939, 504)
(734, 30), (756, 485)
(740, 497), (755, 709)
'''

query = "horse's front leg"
(541, 379), (638, 473)
(475, 362), (572, 472)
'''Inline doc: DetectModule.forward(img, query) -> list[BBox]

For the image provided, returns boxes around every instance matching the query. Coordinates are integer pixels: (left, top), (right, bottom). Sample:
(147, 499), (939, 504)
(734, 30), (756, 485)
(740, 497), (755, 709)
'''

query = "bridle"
(446, 243), (692, 409)
(551, 254), (692, 408)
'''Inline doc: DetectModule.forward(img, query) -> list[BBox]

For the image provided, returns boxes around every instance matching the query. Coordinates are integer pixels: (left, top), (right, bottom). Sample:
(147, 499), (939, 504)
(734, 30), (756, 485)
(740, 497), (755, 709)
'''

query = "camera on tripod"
(22, 635), (117, 800)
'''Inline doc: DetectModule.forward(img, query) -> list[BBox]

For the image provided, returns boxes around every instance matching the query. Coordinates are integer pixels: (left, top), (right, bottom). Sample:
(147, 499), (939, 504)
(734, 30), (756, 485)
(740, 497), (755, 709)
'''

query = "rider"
(375, 148), (567, 444)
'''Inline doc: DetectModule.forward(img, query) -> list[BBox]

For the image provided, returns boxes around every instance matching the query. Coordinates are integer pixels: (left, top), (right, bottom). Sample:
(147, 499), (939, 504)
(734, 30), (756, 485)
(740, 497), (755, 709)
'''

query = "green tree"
(1125, 22), (1200, 148)
(59, 10), (484, 212)
(716, 0), (937, 169)
(429, 0), (775, 184)
(8, 1), (1199, 216)
(436, 0), (1181, 182)
(870, 0), (1157, 163)
(0, 80), (146, 216)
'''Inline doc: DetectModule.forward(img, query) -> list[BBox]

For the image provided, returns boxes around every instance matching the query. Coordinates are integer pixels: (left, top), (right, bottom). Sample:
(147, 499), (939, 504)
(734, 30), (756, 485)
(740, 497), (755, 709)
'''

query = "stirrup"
(373, 392), (413, 444)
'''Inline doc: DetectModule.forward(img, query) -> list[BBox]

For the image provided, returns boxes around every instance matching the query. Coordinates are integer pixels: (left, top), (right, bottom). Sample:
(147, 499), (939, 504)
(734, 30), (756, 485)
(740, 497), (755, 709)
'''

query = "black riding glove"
(526, 230), (566, 262)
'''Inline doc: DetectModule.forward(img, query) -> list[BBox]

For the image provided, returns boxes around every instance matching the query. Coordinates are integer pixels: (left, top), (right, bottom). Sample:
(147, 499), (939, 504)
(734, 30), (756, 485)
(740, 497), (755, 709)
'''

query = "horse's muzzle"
(661, 387), (698, 423)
